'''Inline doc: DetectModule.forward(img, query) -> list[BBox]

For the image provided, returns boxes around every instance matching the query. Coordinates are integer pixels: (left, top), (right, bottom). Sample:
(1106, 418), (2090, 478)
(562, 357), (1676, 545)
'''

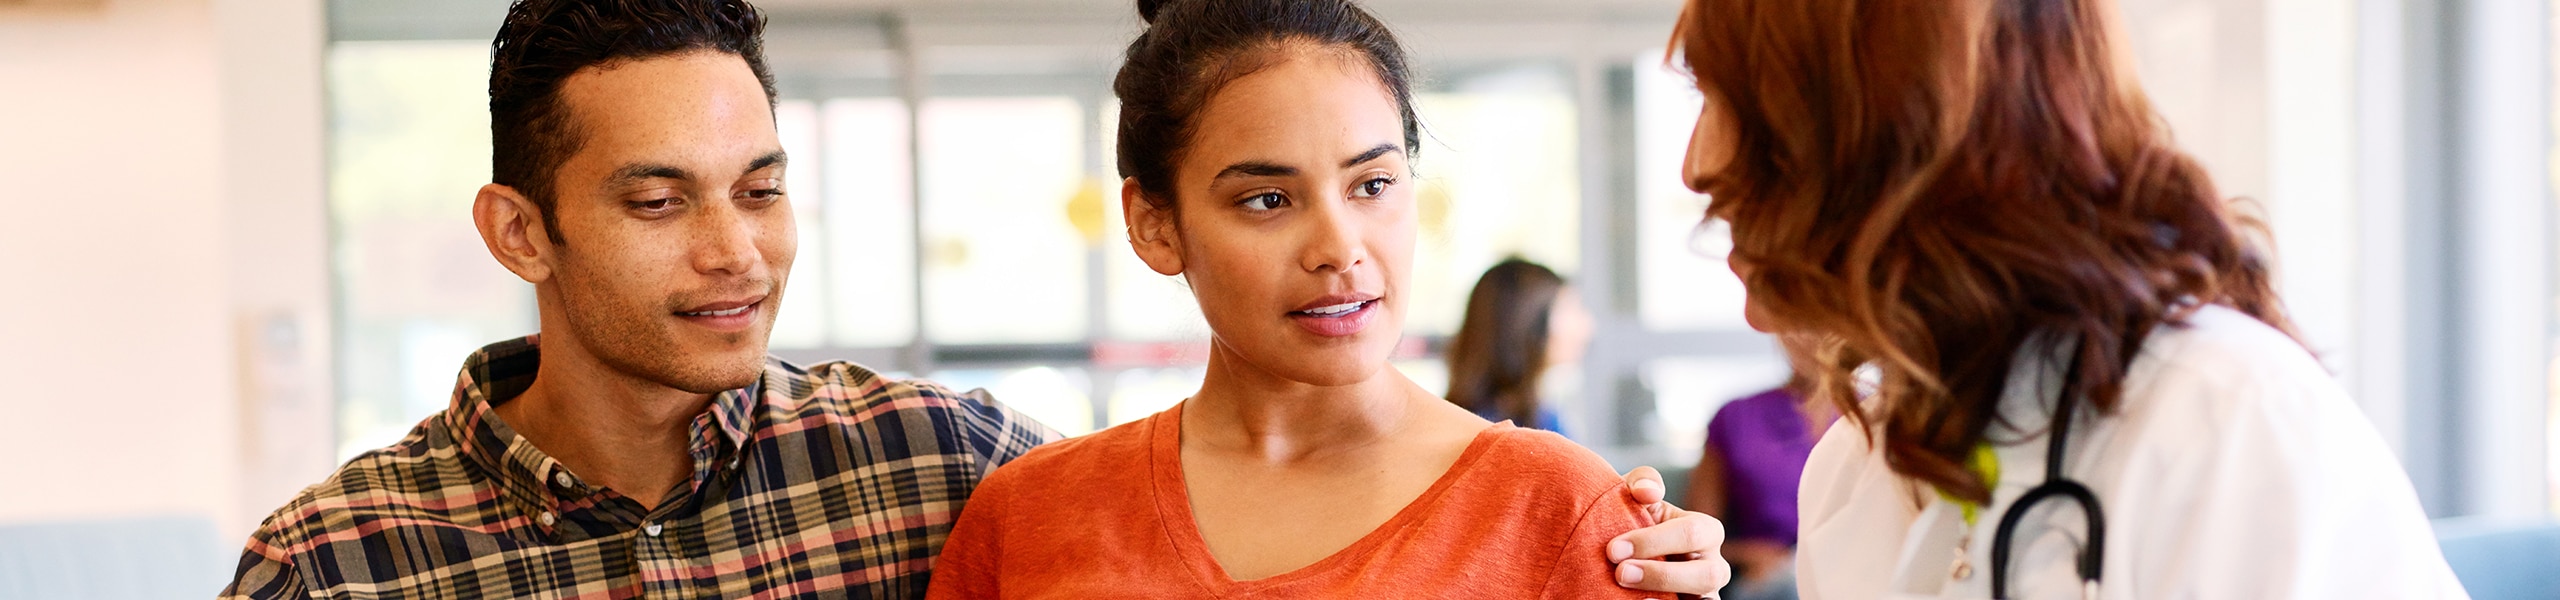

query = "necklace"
(1938, 443), (2002, 580)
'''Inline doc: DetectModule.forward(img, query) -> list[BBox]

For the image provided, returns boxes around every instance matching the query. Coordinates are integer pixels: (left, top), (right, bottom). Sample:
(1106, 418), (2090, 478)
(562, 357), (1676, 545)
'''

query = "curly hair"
(1670, 0), (2298, 504)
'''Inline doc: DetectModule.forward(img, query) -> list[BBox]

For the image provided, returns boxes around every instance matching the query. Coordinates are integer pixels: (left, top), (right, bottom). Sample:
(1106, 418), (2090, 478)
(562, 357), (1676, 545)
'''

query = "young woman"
(1668, 0), (2463, 598)
(1445, 258), (1594, 437)
(926, 0), (1727, 597)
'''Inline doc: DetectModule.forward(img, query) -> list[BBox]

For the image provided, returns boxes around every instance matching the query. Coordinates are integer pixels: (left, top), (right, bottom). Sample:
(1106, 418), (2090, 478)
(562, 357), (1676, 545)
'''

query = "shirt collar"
(442, 335), (764, 507)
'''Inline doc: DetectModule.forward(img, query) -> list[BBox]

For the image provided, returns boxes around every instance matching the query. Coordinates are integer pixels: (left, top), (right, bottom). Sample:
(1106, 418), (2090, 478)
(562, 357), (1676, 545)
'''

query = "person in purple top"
(1686, 337), (1835, 600)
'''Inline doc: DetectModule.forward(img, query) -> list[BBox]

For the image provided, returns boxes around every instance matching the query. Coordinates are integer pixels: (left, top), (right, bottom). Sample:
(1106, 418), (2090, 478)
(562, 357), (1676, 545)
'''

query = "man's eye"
(1240, 193), (1288, 212)
(629, 198), (679, 212)
(743, 189), (785, 203)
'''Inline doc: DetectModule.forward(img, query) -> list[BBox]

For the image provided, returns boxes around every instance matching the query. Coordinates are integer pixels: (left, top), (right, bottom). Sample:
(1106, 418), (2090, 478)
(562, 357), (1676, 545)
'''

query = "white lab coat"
(1796, 305), (2469, 599)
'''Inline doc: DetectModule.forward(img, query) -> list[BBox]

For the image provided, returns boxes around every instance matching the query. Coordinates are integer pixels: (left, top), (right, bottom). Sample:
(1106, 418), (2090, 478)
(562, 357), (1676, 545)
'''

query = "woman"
(1668, 0), (2464, 598)
(1445, 258), (1594, 436)
(1688, 336), (1834, 600)
(927, 0), (1727, 597)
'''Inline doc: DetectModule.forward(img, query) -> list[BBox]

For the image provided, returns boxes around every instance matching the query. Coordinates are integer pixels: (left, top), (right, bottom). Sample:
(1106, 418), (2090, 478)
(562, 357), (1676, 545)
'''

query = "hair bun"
(1137, 0), (1169, 24)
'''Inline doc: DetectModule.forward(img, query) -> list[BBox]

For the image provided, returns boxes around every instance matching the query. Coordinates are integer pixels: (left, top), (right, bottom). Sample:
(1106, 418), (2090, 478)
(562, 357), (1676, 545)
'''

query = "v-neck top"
(926, 402), (1657, 599)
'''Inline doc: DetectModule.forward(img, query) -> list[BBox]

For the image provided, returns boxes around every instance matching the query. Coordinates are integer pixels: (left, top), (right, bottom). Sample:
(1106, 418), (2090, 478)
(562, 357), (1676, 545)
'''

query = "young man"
(221, 0), (1731, 597)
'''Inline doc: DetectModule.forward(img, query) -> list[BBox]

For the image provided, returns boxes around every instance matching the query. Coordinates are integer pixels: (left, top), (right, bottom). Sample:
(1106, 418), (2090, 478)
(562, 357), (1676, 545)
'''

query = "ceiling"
(331, 0), (1686, 44)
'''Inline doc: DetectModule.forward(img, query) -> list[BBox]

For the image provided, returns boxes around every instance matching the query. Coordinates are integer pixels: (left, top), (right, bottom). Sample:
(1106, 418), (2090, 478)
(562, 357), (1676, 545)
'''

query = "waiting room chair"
(2434, 515), (2560, 600)
(0, 515), (229, 599)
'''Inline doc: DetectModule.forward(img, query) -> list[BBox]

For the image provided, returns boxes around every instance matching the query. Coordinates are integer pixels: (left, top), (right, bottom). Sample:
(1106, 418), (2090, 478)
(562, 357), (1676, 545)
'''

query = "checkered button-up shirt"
(221, 336), (1059, 599)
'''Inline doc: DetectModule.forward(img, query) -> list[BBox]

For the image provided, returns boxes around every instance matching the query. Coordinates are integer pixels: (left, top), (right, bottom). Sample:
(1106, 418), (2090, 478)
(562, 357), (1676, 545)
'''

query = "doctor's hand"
(1614, 466), (1732, 600)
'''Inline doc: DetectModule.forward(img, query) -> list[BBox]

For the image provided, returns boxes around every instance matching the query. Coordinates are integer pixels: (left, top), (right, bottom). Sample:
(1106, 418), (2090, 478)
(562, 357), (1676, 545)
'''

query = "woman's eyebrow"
(1340, 143), (1399, 168)
(1211, 143), (1400, 182)
(1214, 161), (1296, 181)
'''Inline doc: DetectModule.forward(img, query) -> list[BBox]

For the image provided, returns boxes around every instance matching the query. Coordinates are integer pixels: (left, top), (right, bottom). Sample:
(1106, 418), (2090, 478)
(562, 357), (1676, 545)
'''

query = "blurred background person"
(1686, 333), (1833, 600)
(1445, 258), (1595, 437)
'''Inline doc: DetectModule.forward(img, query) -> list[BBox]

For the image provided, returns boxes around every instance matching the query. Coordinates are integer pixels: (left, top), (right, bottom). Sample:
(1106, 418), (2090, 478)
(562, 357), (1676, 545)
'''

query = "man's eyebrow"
(1341, 143), (1400, 169)
(1213, 161), (1297, 181)
(607, 163), (692, 186)
(743, 150), (787, 176)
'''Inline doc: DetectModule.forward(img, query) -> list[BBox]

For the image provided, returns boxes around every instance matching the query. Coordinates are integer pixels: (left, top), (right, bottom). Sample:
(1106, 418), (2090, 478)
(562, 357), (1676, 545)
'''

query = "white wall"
(0, 0), (332, 540)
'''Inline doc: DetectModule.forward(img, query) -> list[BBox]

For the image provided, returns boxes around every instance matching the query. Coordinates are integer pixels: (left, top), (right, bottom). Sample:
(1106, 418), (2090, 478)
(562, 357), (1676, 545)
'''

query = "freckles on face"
(542, 50), (797, 393)
(1169, 50), (1417, 387)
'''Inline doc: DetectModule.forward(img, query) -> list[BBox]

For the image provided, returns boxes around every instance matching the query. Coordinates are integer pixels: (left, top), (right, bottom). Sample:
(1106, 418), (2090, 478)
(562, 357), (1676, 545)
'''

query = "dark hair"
(488, 0), (777, 243)
(1671, 0), (2296, 503)
(1445, 259), (1566, 427)
(1114, 0), (1419, 211)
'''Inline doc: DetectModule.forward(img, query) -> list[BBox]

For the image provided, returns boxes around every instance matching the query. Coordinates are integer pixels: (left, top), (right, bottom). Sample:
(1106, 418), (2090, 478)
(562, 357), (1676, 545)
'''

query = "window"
(327, 41), (533, 460)
(1632, 55), (1748, 333)
(1408, 63), (1584, 335)
(771, 98), (919, 349)
(920, 97), (1092, 344)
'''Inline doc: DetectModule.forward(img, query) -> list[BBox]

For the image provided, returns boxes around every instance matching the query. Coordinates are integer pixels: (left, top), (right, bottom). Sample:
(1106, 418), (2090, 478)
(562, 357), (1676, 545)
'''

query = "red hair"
(1671, 0), (2295, 503)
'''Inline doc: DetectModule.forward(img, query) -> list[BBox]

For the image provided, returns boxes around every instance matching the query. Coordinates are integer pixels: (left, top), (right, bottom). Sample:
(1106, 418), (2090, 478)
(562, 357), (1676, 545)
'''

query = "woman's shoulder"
(1460, 425), (1628, 499)
(976, 409), (1161, 495)
(2134, 304), (2331, 392)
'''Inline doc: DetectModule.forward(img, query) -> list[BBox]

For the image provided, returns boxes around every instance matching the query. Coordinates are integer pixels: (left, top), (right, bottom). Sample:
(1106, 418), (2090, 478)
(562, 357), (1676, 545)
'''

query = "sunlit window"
(934, 367), (1096, 436)
(1633, 55), (1750, 333)
(1408, 71), (1583, 335)
(1107, 367), (1204, 427)
(770, 99), (828, 350)
(327, 41), (532, 460)
(1102, 101), (1216, 343)
(921, 97), (1091, 345)
(820, 98), (924, 347)
(1643, 356), (1791, 465)
(768, 97), (920, 349)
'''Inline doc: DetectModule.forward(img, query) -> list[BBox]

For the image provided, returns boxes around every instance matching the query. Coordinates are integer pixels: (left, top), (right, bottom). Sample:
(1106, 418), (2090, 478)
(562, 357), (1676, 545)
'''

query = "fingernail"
(1616, 561), (1642, 585)
(1609, 539), (1633, 561)
(1632, 478), (1661, 492)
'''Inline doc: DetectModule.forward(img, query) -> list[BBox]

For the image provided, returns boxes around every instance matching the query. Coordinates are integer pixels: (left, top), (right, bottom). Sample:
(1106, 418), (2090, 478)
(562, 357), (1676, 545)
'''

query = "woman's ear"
(1123, 177), (1185, 276)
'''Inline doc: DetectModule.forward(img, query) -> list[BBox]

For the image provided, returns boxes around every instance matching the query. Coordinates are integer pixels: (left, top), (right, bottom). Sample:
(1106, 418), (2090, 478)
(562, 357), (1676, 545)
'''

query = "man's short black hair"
(488, 0), (778, 243)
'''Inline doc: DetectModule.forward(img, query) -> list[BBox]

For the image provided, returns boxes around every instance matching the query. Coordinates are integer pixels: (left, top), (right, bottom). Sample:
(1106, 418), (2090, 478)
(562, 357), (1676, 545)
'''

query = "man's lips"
(675, 296), (765, 318)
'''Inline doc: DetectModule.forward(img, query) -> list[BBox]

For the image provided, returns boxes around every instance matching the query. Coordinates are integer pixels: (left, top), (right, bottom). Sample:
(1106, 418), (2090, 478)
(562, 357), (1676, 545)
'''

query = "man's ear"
(1123, 177), (1186, 277)
(473, 183), (557, 284)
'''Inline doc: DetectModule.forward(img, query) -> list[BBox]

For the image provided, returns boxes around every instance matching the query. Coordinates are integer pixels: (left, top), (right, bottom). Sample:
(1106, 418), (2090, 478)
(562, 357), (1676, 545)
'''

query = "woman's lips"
(1288, 299), (1378, 338)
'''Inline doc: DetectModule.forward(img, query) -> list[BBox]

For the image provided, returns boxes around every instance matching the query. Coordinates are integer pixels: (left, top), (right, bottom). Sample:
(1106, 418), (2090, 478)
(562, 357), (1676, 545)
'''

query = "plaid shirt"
(221, 336), (1059, 599)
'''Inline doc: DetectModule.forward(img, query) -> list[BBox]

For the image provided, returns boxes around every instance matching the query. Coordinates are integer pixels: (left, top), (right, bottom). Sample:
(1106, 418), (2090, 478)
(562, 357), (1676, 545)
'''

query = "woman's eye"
(1354, 177), (1394, 198)
(1240, 193), (1288, 212)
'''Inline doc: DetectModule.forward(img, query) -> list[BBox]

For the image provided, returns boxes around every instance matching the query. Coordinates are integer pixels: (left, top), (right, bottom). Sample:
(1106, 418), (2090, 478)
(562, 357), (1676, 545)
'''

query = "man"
(222, 0), (1731, 597)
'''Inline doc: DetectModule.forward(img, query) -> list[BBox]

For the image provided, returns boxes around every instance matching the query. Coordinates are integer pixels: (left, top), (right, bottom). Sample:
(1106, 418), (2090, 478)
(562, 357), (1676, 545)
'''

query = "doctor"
(1666, 0), (2467, 598)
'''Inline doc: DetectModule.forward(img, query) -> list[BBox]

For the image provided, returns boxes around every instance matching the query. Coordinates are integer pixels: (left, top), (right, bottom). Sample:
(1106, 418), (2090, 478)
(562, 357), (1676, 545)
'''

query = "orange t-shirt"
(925, 403), (1656, 599)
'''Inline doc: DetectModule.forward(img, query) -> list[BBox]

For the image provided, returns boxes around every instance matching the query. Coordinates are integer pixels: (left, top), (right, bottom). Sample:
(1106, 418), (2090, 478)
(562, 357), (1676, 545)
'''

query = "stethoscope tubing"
(1988, 362), (2107, 600)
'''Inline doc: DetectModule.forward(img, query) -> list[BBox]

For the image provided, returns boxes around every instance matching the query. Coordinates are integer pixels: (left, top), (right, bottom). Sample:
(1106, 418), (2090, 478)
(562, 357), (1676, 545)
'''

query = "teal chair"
(2434, 516), (2560, 600)
(0, 515), (229, 599)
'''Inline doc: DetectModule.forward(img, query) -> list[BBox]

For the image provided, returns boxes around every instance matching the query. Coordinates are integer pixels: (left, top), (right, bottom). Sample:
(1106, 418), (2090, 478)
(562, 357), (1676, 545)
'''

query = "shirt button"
(644, 522), (663, 537)
(538, 511), (557, 527)
(552, 471), (576, 489)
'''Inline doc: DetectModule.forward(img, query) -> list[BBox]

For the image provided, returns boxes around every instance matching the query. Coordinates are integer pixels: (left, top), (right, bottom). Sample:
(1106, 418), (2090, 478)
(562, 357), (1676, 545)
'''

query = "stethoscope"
(1987, 370), (2107, 600)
